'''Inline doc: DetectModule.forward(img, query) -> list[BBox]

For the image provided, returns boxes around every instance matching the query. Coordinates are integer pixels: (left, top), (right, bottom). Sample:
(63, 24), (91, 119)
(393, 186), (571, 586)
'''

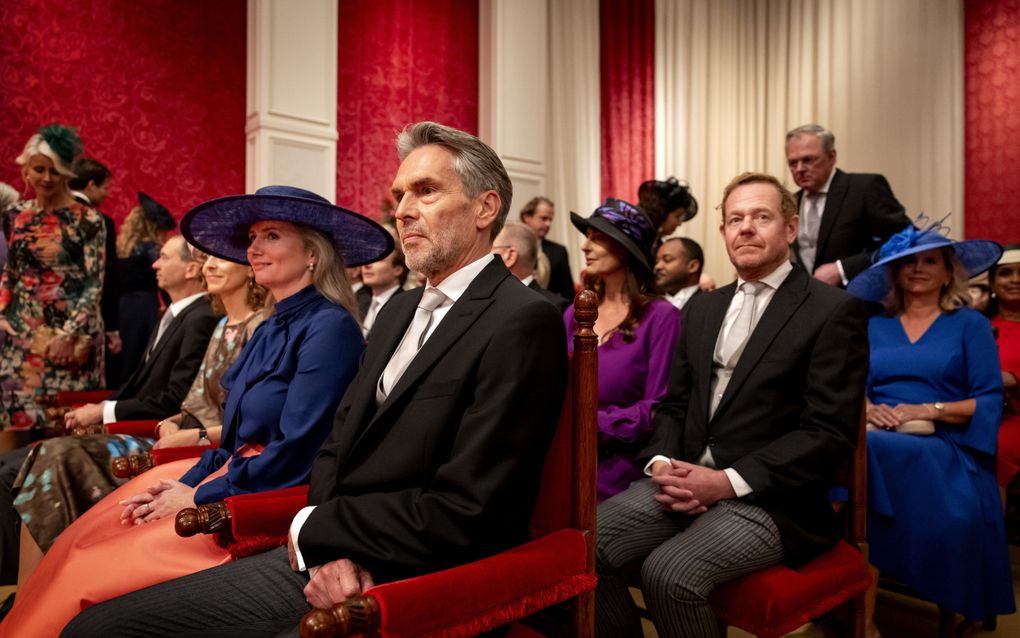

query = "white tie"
(800, 194), (821, 273)
(147, 310), (174, 360)
(377, 288), (448, 401)
(719, 282), (764, 366)
(362, 297), (383, 337)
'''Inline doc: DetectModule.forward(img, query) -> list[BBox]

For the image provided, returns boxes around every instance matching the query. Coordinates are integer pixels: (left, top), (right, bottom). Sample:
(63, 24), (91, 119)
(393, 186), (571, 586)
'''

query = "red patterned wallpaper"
(964, 0), (1020, 243)
(0, 0), (246, 226)
(600, 0), (655, 204)
(337, 0), (479, 220)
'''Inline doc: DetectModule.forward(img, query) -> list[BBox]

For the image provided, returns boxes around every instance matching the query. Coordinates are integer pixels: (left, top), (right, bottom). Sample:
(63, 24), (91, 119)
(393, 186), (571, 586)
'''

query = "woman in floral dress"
(0, 124), (106, 430)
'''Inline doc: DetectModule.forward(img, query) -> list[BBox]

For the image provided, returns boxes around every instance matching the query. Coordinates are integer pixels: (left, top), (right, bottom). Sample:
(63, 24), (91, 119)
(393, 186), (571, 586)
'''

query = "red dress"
(993, 315), (1020, 487)
(0, 459), (233, 637)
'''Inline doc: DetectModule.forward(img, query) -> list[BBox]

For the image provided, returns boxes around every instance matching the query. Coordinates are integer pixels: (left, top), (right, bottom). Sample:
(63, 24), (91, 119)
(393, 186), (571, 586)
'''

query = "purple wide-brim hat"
(181, 185), (394, 267)
(570, 198), (657, 276)
(847, 222), (1002, 302)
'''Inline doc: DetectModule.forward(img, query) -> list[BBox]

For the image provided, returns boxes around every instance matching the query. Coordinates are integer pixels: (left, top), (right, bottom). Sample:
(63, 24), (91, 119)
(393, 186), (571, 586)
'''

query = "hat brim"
(138, 192), (177, 231)
(847, 239), (1003, 302)
(570, 211), (653, 276)
(181, 194), (394, 267)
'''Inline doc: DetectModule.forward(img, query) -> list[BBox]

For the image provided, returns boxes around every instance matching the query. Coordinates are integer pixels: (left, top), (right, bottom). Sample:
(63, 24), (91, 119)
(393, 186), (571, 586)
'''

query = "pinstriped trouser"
(595, 479), (784, 638)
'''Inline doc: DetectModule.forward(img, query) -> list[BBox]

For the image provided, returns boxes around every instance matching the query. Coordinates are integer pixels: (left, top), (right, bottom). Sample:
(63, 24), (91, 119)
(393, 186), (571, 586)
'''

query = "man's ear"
(687, 259), (701, 275)
(503, 247), (518, 270)
(475, 191), (500, 231)
(185, 260), (203, 281)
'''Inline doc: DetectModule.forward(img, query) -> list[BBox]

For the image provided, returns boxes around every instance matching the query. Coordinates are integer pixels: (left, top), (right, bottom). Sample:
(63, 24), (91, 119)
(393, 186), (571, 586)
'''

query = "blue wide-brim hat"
(181, 185), (394, 267)
(570, 198), (657, 276)
(847, 218), (1002, 302)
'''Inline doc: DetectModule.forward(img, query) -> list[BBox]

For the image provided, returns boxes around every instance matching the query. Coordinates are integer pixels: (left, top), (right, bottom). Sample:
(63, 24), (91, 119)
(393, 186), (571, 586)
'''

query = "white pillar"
(246, 0), (338, 199)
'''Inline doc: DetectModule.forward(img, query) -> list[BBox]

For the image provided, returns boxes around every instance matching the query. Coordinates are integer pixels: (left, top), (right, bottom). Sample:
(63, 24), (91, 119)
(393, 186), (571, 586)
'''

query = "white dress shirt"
(290, 254), (497, 573)
(645, 260), (793, 498)
(102, 292), (206, 424)
(665, 284), (700, 310)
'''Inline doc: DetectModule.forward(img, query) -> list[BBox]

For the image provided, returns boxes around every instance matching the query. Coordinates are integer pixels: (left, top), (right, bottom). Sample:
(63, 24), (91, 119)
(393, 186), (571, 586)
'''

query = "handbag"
(30, 326), (93, 368)
(866, 419), (935, 435)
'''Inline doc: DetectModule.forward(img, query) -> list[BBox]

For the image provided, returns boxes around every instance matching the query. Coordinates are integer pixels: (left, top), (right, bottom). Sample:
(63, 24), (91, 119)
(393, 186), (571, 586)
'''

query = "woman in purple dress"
(565, 198), (681, 502)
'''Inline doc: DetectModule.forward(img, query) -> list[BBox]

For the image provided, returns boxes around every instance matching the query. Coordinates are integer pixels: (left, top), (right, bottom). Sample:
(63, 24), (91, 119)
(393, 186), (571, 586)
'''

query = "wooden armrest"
(111, 453), (154, 479)
(175, 485), (309, 542)
(57, 390), (112, 407)
(299, 529), (593, 638)
(106, 420), (159, 437)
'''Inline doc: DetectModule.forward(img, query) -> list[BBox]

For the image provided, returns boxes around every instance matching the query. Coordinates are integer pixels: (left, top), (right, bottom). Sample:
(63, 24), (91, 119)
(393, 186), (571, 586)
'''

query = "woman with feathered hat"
(0, 124), (106, 430)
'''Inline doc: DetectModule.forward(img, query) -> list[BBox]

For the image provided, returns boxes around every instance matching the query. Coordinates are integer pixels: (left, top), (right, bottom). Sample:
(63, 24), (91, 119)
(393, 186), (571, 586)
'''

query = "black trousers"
(0, 446), (30, 585)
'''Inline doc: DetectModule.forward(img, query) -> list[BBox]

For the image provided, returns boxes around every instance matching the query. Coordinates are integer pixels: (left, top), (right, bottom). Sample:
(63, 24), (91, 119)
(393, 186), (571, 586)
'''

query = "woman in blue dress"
(2, 185), (394, 637)
(846, 223), (1013, 637)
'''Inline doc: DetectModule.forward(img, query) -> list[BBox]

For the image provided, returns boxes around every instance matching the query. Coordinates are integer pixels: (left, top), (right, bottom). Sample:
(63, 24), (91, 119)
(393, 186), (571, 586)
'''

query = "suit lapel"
(815, 169), (847, 262)
(696, 286), (734, 423)
(712, 268), (809, 420)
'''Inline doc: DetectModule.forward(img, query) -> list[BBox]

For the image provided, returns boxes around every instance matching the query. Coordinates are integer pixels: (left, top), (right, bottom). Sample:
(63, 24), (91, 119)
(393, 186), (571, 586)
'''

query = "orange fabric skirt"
(1, 456), (244, 637)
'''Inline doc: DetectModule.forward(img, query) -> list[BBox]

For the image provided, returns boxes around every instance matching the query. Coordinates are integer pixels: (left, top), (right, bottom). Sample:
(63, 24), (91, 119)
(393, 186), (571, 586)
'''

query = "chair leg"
(848, 594), (866, 638)
(938, 606), (955, 638)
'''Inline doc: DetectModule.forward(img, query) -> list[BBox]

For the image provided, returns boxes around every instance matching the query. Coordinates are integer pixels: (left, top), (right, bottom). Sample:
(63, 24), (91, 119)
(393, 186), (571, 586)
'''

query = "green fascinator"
(37, 123), (84, 165)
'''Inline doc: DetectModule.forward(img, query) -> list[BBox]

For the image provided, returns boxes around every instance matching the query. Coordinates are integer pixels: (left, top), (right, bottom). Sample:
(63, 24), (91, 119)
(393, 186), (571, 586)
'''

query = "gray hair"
(16, 134), (77, 177)
(499, 222), (540, 270)
(785, 124), (836, 154)
(0, 182), (18, 212)
(395, 121), (512, 240)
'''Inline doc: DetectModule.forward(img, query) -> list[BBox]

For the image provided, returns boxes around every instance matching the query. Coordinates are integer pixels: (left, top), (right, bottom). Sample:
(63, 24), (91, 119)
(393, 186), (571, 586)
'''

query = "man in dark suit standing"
(655, 237), (704, 311)
(494, 222), (571, 313)
(786, 124), (910, 286)
(357, 247), (408, 338)
(595, 172), (869, 638)
(62, 122), (568, 637)
(520, 196), (575, 301)
(62, 235), (216, 428)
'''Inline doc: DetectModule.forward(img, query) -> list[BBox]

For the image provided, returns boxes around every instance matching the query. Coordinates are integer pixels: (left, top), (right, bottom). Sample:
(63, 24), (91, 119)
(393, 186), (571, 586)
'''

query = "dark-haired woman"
(0, 124), (105, 430)
(989, 245), (1020, 489)
(2, 185), (392, 637)
(637, 177), (698, 246)
(565, 199), (681, 502)
(847, 226), (1014, 636)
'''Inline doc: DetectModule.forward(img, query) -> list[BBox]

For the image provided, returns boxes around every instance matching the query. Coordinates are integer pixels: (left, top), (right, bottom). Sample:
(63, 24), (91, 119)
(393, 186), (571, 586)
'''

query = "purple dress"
(565, 299), (681, 501)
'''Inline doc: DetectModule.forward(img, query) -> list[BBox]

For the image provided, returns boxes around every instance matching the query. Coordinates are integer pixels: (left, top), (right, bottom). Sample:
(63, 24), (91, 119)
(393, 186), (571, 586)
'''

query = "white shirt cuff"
(723, 468), (753, 497)
(836, 260), (848, 286)
(289, 505), (317, 572)
(102, 400), (117, 424)
(644, 455), (672, 476)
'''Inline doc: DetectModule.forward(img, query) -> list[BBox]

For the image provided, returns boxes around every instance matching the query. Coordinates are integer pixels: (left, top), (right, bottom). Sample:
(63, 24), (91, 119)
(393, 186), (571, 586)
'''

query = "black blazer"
(301, 257), (568, 582)
(641, 266), (868, 566)
(528, 279), (570, 314)
(542, 238), (575, 301)
(111, 295), (217, 420)
(793, 169), (909, 280)
(356, 285), (406, 326)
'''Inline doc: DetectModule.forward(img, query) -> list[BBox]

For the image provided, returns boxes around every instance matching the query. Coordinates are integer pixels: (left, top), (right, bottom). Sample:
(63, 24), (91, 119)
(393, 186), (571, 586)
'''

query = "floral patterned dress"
(0, 200), (105, 429)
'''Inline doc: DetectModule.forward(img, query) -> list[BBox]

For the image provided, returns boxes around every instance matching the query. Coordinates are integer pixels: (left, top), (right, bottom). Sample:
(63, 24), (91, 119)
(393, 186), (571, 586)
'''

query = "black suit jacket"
(793, 168), (909, 280)
(301, 257), (568, 582)
(356, 285), (406, 328)
(111, 295), (217, 420)
(527, 279), (570, 314)
(541, 238), (575, 301)
(641, 266), (868, 566)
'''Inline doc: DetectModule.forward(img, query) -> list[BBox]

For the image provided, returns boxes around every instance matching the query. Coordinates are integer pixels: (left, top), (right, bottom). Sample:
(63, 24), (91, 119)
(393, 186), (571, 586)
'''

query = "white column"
(479, 0), (600, 282)
(246, 0), (338, 199)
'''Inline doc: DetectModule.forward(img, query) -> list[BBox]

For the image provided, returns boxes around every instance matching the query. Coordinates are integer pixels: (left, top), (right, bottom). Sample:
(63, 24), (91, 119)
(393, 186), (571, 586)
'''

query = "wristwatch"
(932, 402), (945, 418)
(197, 425), (211, 445)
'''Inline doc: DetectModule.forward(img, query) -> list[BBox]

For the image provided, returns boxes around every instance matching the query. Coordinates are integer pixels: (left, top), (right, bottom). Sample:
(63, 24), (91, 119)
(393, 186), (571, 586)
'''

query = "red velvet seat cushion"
(152, 444), (210, 466)
(227, 485), (308, 538)
(709, 541), (872, 638)
(369, 529), (595, 638)
(106, 419), (159, 437)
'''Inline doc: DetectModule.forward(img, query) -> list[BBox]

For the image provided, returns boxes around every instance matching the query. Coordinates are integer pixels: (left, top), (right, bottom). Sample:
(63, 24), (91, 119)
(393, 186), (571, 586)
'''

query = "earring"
(308, 262), (316, 272)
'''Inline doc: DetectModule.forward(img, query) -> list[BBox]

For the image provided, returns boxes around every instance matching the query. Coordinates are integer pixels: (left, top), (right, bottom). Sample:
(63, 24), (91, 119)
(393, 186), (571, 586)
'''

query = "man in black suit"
(63, 122), (568, 637)
(786, 124), (910, 286)
(520, 196), (575, 300)
(356, 247), (408, 338)
(655, 237), (704, 311)
(494, 222), (571, 313)
(595, 172), (869, 638)
(62, 235), (216, 428)
(68, 158), (123, 386)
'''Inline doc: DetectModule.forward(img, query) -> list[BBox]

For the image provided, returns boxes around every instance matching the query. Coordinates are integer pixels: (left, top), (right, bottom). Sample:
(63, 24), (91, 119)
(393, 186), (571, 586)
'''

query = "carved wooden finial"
(574, 289), (598, 326)
(175, 508), (201, 537)
(299, 596), (381, 638)
(128, 453), (153, 476)
(111, 457), (131, 479)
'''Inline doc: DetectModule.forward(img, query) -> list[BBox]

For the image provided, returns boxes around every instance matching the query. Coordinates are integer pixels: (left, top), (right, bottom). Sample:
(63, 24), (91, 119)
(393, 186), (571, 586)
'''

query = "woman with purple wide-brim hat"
(3, 185), (394, 636)
(845, 219), (1013, 636)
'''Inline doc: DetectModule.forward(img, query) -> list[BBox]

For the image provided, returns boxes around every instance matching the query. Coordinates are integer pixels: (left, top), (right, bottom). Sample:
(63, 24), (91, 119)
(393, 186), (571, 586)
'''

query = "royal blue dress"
(180, 285), (363, 503)
(866, 308), (1015, 620)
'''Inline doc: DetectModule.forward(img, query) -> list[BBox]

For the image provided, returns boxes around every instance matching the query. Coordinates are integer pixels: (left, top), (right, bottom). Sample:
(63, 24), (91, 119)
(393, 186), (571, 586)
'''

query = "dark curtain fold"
(599, 0), (655, 204)
(337, 0), (479, 221)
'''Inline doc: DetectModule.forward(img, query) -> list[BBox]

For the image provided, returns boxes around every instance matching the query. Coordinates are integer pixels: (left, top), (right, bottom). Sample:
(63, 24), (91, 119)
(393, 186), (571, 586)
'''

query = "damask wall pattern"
(0, 0), (246, 225)
(336, 0), (479, 221)
(965, 0), (1020, 243)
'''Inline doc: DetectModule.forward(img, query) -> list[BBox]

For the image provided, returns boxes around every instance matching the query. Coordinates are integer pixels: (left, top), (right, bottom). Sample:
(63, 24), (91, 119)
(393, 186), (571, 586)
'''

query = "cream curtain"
(549, 0), (602, 282)
(656, 0), (964, 286)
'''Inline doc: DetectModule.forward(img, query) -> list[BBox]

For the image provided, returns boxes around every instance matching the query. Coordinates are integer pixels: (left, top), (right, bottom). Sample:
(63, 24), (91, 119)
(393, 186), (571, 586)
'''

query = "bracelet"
(197, 425), (210, 444)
